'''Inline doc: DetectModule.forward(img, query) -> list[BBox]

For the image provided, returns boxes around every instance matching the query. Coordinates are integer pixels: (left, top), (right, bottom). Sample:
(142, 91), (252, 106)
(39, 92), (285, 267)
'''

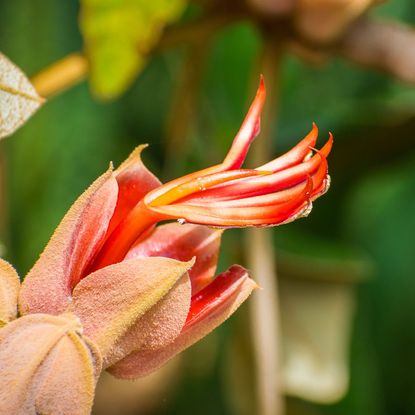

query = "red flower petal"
(147, 178), (313, 227)
(141, 78), (266, 205)
(221, 76), (266, 170)
(184, 265), (256, 328)
(258, 122), (318, 171)
(106, 145), (161, 236)
(185, 134), (332, 202)
(147, 169), (268, 207)
(126, 223), (222, 293)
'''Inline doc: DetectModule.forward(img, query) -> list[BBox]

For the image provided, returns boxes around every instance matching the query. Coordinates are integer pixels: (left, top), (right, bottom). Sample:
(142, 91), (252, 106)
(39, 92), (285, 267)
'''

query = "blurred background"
(1, 0), (415, 414)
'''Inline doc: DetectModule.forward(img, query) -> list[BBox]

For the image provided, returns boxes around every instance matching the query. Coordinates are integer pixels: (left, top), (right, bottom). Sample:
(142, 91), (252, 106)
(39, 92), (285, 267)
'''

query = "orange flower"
(92, 77), (332, 269)
(17, 145), (255, 378)
(13, 77), (331, 388)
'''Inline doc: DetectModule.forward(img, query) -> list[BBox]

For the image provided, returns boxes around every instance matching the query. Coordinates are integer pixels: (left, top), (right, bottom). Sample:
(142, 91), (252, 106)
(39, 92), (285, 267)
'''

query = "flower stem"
(245, 35), (285, 415)
(30, 53), (88, 98)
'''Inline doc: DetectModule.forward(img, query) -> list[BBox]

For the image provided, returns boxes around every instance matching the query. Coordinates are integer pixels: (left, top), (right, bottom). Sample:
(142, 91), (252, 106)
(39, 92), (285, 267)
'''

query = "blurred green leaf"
(276, 230), (374, 283)
(345, 157), (415, 415)
(80, 0), (187, 99)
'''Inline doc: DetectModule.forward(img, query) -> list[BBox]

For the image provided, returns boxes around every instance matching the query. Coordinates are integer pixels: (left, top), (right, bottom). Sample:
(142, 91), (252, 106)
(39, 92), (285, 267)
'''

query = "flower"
(91, 77), (332, 269)
(17, 145), (256, 377)
(4, 77), (331, 412)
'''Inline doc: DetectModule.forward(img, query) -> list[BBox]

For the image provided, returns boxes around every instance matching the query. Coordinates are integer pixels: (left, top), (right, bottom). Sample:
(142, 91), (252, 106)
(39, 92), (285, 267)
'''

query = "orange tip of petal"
(259, 75), (266, 94)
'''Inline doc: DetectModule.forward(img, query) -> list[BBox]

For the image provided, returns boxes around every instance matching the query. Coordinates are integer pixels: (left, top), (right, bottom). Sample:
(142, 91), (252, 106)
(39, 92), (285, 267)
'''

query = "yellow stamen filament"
(149, 170), (271, 207)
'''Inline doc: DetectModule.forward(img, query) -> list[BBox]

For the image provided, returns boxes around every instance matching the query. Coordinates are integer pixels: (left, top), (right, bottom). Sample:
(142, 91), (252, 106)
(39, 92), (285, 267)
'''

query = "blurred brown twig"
(246, 35), (284, 415)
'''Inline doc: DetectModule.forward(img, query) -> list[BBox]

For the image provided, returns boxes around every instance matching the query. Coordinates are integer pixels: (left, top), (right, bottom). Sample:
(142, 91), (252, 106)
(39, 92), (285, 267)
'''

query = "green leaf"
(80, 0), (187, 100)
(344, 157), (415, 414)
(276, 230), (375, 283)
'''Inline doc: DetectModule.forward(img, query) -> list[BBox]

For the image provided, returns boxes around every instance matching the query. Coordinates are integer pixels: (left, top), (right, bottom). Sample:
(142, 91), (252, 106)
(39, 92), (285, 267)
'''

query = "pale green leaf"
(80, 0), (187, 99)
(0, 52), (44, 139)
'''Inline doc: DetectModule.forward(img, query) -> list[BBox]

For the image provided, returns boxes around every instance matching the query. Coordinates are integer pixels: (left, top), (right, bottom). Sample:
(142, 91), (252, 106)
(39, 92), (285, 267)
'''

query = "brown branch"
(30, 53), (88, 98)
(334, 17), (415, 84)
(157, 13), (238, 52)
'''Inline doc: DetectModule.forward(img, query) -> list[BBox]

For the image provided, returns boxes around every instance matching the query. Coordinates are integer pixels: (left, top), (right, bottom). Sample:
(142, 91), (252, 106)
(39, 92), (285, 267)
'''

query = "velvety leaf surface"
(19, 169), (118, 315)
(0, 258), (20, 326)
(109, 265), (256, 378)
(0, 52), (44, 139)
(104, 273), (191, 368)
(72, 256), (193, 359)
(80, 0), (187, 99)
(0, 313), (102, 415)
